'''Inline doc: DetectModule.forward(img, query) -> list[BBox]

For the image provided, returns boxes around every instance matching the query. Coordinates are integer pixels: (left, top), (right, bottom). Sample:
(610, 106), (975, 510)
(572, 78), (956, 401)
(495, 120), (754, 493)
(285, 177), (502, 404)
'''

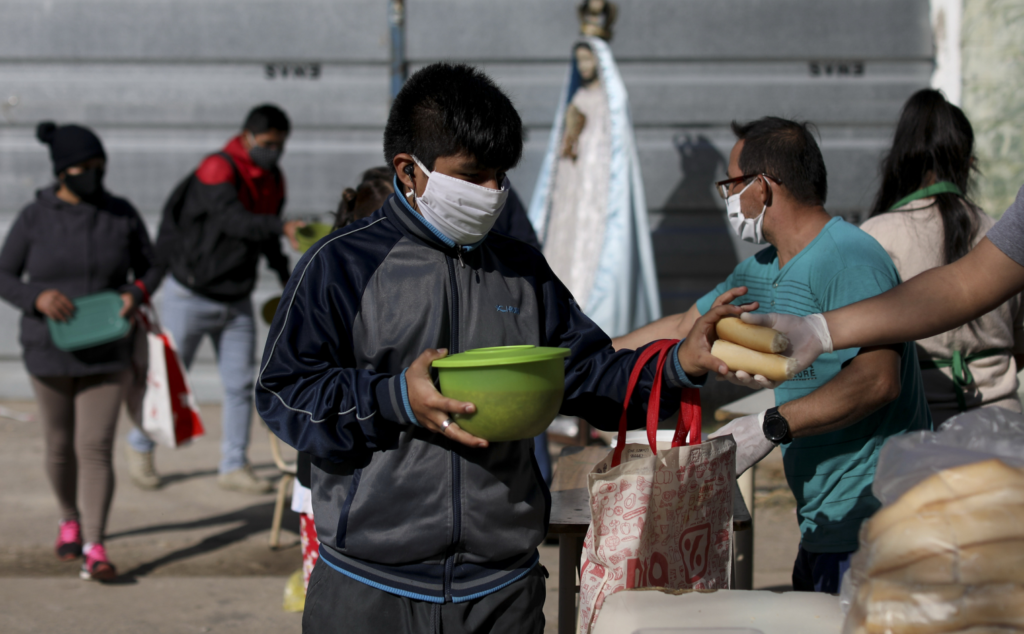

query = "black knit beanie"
(36, 121), (106, 175)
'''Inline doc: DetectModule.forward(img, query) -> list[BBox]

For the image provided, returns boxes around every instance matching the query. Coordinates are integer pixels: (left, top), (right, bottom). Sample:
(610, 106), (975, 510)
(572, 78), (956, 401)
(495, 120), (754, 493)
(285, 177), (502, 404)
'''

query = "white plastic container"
(635, 630), (764, 634)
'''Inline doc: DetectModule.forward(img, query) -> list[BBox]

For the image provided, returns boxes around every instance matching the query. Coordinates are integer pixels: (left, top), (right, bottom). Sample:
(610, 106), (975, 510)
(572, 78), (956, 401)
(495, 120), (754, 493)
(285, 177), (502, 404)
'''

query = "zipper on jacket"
(443, 253), (462, 602)
(445, 255), (461, 354)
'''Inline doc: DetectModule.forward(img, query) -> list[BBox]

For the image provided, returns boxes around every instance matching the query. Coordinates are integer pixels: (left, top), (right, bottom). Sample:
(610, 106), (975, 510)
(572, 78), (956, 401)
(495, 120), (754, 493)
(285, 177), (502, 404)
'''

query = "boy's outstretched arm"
(675, 303), (753, 378)
(545, 276), (754, 429)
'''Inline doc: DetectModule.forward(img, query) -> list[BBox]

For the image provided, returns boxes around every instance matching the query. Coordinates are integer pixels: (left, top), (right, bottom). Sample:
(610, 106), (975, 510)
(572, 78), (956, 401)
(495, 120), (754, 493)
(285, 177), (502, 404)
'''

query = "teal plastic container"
(432, 345), (571, 442)
(295, 223), (334, 253)
(47, 291), (131, 352)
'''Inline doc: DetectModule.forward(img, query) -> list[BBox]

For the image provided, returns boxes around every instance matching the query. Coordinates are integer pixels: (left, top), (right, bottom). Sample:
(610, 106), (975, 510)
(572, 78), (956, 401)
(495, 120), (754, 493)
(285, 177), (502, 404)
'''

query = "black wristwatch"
(762, 407), (792, 445)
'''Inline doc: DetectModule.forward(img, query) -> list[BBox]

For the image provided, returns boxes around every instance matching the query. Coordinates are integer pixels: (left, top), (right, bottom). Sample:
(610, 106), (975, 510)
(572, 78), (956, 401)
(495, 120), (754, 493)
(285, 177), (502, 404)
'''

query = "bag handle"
(133, 280), (152, 305)
(611, 340), (702, 468)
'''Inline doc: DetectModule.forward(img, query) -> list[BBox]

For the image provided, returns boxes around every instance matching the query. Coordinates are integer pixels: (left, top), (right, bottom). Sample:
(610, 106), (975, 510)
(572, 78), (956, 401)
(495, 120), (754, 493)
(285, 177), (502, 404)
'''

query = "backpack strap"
(215, 151), (243, 190)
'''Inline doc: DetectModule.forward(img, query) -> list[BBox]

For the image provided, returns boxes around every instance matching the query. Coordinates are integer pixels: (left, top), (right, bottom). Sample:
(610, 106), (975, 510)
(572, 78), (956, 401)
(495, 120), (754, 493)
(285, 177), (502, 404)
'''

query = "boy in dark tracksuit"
(256, 64), (738, 633)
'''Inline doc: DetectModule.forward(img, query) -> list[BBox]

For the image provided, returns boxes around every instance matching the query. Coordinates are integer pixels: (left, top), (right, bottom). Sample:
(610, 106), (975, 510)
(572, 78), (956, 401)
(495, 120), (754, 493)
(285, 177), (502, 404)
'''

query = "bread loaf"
(866, 461), (1024, 542)
(873, 540), (1024, 586)
(864, 506), (1024, 577)
(710, 339), (798, 383)
(852, 580), (1024, 634)
(715, 317), (790, 353)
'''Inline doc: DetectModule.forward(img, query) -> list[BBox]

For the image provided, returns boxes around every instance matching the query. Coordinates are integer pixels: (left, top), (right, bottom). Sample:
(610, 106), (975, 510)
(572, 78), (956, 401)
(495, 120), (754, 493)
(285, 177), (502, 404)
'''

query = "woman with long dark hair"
(860, 89), (1024, 424)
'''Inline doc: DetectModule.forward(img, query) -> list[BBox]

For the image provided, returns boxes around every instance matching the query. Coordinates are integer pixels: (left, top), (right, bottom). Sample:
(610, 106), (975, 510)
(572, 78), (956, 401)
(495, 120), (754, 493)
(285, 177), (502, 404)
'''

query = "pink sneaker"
(55, 520), (82, 561)
(80, 544), (116, 582)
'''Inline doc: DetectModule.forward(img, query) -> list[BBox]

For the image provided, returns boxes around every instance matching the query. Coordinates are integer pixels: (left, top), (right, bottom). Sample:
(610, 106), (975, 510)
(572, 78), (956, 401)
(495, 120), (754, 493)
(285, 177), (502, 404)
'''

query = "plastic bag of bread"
(842, 457), (1024, 634)
(841, 409), (1024, 620)
(871, 407), (1024, 507)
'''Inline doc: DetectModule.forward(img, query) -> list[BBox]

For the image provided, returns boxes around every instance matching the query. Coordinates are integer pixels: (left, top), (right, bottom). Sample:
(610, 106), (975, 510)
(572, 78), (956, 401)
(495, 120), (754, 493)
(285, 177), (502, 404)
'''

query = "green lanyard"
(888, 181), (964, 211)
(919, 348), (1007, 411)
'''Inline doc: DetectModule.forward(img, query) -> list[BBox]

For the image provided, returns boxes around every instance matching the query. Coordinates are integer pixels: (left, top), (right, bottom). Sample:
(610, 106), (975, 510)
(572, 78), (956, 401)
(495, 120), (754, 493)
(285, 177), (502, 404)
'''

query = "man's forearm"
(778, 346), (901, 438)
(613, 305), (699, 351)
(827, 239), (1024, 350)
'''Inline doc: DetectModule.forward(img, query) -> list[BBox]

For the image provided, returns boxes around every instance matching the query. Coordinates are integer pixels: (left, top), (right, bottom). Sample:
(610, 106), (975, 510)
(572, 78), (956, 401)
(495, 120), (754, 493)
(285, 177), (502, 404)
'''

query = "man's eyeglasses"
(714, 173), (780, 200)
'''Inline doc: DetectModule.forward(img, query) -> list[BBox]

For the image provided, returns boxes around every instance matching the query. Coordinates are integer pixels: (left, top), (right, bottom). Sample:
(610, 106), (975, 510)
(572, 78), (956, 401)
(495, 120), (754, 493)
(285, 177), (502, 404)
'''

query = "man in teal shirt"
(616, 117), (932, 592)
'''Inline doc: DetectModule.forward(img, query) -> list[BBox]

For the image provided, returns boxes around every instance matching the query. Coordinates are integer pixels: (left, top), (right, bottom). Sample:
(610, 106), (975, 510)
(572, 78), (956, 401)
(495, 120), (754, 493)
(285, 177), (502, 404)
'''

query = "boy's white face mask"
(409, 155), (509, 245)
(726, 178), (768, 245)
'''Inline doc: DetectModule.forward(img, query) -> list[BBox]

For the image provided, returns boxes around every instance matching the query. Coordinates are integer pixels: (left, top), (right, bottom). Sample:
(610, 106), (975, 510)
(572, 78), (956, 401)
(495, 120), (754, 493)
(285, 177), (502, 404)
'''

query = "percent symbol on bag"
(679, 523), (711, 583)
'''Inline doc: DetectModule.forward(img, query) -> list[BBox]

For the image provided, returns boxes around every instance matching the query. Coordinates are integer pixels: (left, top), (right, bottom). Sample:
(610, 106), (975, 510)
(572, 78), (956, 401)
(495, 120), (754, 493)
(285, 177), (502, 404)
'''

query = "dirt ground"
(0, 401), (800, 633)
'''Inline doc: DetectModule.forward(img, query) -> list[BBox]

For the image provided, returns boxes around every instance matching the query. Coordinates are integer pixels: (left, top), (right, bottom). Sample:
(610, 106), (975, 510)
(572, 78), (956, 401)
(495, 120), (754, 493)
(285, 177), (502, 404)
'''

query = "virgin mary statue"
(528, 36), (660, 338)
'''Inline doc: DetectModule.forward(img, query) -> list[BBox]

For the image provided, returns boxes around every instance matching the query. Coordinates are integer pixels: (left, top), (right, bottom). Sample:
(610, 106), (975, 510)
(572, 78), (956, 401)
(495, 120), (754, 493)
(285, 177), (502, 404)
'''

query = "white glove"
(741, 312), (833, 376)
(709, 410), (775, 477)
(719, 370), (780, 390)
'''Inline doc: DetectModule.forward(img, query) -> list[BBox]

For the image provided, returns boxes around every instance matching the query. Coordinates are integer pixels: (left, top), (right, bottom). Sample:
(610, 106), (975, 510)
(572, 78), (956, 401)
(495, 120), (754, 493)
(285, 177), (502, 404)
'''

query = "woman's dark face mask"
(63, 167), (105, 201)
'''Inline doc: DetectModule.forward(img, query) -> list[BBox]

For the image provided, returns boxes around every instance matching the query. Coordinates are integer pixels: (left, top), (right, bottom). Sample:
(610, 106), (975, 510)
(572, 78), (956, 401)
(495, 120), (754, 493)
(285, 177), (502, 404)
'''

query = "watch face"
(764, 412), (789, 443)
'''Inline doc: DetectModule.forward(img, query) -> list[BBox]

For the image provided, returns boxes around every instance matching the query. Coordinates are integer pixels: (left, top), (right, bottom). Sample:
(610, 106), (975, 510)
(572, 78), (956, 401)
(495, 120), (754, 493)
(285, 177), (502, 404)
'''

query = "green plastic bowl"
(295, 223), (334, 252)
(432, 345), (570, 442)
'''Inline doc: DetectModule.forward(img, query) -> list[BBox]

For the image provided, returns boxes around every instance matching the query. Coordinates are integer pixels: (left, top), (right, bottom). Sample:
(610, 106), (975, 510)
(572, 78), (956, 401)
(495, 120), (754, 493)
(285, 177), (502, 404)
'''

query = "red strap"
(611, 339), (702, 467)
(645, 343), (670, 452)
(134, 280), (151, 305)
(611, 343), (665, 467)
(672, 388), (702, 447)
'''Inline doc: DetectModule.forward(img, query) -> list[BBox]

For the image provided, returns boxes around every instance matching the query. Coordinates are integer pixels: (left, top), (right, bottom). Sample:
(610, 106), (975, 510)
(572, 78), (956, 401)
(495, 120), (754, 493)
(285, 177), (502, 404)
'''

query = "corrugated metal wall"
(0, 0), (932, 399)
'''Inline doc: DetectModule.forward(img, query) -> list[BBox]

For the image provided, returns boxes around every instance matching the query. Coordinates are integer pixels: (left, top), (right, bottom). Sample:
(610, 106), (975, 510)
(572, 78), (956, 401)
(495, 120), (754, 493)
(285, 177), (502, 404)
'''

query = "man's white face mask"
(726, 178), (768, 245)
(408, 155), (510, 246)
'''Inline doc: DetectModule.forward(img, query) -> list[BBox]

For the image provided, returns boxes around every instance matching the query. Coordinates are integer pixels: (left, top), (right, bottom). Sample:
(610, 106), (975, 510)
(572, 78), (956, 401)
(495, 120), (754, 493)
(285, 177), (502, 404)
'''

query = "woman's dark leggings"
(30, 371), (129, 545)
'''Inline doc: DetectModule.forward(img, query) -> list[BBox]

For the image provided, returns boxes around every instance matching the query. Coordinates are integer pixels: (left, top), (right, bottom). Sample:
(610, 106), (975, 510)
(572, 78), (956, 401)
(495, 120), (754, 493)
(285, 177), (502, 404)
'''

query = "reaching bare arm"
(612, 306), (699, 351)
(745, 239), (1024, 375)
(779, 345), (902, 438)
(826, 239), (1024, 349)
(612, 287), (751, 351)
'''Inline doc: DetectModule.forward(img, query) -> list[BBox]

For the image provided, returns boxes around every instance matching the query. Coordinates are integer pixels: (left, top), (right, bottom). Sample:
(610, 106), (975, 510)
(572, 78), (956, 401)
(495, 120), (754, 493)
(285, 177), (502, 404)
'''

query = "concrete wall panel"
(407, 0), (932, 61)
(0, 0), (389, 61)
(0, 63), (389, 129)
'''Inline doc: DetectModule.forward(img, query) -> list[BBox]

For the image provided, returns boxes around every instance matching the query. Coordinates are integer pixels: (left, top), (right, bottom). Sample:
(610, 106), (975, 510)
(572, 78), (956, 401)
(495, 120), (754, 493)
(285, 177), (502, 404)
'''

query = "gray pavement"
(0, 577), (302, 633)
(0, 400), (798, 633)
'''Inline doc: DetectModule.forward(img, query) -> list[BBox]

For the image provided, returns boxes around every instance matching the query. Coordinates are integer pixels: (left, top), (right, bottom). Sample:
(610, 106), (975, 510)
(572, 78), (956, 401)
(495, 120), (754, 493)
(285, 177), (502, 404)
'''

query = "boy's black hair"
(384, 63), (523, 172)
(731, 117), (827, 207)
(243, 104), (291, 135)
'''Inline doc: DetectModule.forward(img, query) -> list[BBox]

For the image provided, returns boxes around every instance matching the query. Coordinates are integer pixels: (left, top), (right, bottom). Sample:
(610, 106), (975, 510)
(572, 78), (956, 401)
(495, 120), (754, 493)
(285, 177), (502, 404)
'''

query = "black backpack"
(154, 151), (240, 266)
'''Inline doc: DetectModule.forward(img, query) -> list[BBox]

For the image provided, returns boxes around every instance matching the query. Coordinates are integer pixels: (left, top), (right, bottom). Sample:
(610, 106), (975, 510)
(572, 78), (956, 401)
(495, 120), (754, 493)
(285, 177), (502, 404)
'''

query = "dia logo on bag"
(626, 552), (669, 588)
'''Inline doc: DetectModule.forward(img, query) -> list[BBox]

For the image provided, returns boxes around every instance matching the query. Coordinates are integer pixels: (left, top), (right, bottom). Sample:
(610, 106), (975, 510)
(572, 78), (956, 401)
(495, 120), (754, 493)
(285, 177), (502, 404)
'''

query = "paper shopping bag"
(577, 340), (736, 634)
(128, 304), (204, 448)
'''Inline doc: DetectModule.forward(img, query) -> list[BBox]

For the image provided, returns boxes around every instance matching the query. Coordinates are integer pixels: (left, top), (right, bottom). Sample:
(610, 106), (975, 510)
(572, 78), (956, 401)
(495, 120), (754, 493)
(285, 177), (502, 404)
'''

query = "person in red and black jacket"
(126, 104), (304, 494)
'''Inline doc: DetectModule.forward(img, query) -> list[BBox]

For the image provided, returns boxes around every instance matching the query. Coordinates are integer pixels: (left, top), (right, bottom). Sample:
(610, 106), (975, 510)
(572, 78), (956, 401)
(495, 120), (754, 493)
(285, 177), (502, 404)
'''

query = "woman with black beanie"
(0, 122), (163, 581)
